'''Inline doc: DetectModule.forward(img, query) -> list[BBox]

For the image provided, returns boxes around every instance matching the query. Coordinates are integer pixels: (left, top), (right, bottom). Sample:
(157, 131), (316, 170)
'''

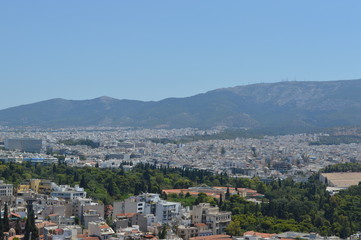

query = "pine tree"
(0, 210), (3, 240)
(79, 175), (87, 188)
(3, 203), (9, 232)
(15, 220), (21, 235)
(219, 194), (223, 208)
(24, 204), (38, 240)
(158, 225), (167, 239)
(225, 187), (230, 200)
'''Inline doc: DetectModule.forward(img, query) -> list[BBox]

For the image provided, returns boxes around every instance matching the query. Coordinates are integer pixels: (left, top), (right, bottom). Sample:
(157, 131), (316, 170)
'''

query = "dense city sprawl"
(0, 127), (361, 240)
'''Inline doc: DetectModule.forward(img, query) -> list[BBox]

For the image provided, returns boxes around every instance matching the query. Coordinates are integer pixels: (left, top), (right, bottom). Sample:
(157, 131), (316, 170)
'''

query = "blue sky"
(1, 1), (361, 110)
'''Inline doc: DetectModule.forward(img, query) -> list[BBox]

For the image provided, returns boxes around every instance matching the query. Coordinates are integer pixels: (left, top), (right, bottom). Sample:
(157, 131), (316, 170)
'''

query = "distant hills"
(2, 79), (361, 133)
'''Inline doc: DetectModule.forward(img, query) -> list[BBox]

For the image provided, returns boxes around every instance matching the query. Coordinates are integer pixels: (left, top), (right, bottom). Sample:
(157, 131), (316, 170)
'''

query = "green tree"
(15, 220), (22, 235)
(3, 203), (9, 232)
(0, 211), (3, 240)
(225, 187), (230, 200)
(24, 205), (38, 240)
(158, 224), (167, 239)
(225, 220), (242, 236)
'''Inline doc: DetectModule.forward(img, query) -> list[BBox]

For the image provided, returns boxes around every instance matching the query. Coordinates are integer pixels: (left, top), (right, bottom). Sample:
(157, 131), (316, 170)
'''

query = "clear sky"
(1, 1), (361, 110)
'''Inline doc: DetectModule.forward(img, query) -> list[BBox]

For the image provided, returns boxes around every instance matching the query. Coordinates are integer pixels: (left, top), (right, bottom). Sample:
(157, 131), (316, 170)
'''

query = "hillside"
(1, 79), (361, 132)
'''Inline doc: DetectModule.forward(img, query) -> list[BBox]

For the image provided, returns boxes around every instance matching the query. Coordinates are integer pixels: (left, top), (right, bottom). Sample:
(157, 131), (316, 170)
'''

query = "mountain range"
(1, 79), (361, 132)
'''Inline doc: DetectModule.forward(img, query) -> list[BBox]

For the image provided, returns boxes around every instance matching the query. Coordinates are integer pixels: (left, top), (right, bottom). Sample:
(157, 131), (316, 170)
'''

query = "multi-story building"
(65, 197), (104, 227)
(51, 185), (87, 200)
(0, 180), (13, 197)
(177, 226), (198, 240)
(114, 212), (148, 232)
(39, 180), (56, 194)
(155, 200), (181, 224)
(0, 180), (13, 203)
(113, 193), (160, 217)
(191, 203), (231, 235)
(4, 138), (42, 153)
(83, 209), (102, 228)
(113, 193), (180, 224)
(88, 221), (115, 240)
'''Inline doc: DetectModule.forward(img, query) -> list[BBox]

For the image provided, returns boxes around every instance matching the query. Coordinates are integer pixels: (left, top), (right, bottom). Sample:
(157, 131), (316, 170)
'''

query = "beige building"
(30, 179), (42, 193)
(88, 221), (115, 240)
(18, 179), (55, 194)
(191, 203), (231, 235)
(177, 226), (198, 240)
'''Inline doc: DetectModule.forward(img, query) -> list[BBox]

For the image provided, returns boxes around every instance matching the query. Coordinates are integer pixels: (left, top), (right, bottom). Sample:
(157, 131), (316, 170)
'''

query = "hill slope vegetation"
(1, 79), (361, 132)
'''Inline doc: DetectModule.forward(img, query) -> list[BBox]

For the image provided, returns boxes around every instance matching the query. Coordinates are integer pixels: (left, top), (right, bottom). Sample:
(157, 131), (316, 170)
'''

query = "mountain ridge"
(1, 79), (361, 132)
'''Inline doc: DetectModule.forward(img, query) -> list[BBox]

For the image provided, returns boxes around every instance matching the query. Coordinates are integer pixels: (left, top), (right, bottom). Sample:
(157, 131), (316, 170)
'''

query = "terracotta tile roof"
(243, 231), (277, 238)
(194, 223), (207, 227)
(9, 235), (24, 240)
(189, 234), (231, 240)
(85, 237), (99, 240)
(9, 213), (21, 218)
(99, 224), (110, 229)
(36, 221), (57, 229)
(116, 212), (137, 218)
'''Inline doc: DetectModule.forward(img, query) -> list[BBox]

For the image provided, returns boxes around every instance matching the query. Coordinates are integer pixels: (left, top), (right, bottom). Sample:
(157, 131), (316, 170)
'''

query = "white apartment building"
(51, 185), (86, 200)
(0, 180), (13, 197)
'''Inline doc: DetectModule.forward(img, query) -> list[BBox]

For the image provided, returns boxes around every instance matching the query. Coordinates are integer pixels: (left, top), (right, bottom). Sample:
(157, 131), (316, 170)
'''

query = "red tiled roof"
(9, 213), (21, 218)
(194, 223), (207, 227)
(116, 212), (137, 218)
(9, 235), (24, 240)
(189, 234), (231, 240)
(243, 231), (276, 238)
(36, 221), (57, 229)
(85, 237), (99, 240)
(99, 224), (110, 229)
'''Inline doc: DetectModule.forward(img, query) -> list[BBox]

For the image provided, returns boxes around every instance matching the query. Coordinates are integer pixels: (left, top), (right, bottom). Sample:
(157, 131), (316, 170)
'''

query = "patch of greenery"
(309, 135), (361, 145)
(148, 138), (179, 144)
(179, 129), (264, 143)
(321, 162), (361, 173)
(59, 139), (100, 148)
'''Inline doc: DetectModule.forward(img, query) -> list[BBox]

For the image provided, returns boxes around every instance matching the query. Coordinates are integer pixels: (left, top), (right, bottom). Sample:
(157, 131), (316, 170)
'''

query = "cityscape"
(0, 126), (360, 240)
(2, 1), (361, 240)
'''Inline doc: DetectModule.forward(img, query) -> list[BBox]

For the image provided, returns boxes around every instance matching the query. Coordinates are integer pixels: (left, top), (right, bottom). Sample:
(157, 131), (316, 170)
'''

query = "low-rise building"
(51, 185), (87, 200)
(88, 221), (115, 240)
(177, 225), (198, 240)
